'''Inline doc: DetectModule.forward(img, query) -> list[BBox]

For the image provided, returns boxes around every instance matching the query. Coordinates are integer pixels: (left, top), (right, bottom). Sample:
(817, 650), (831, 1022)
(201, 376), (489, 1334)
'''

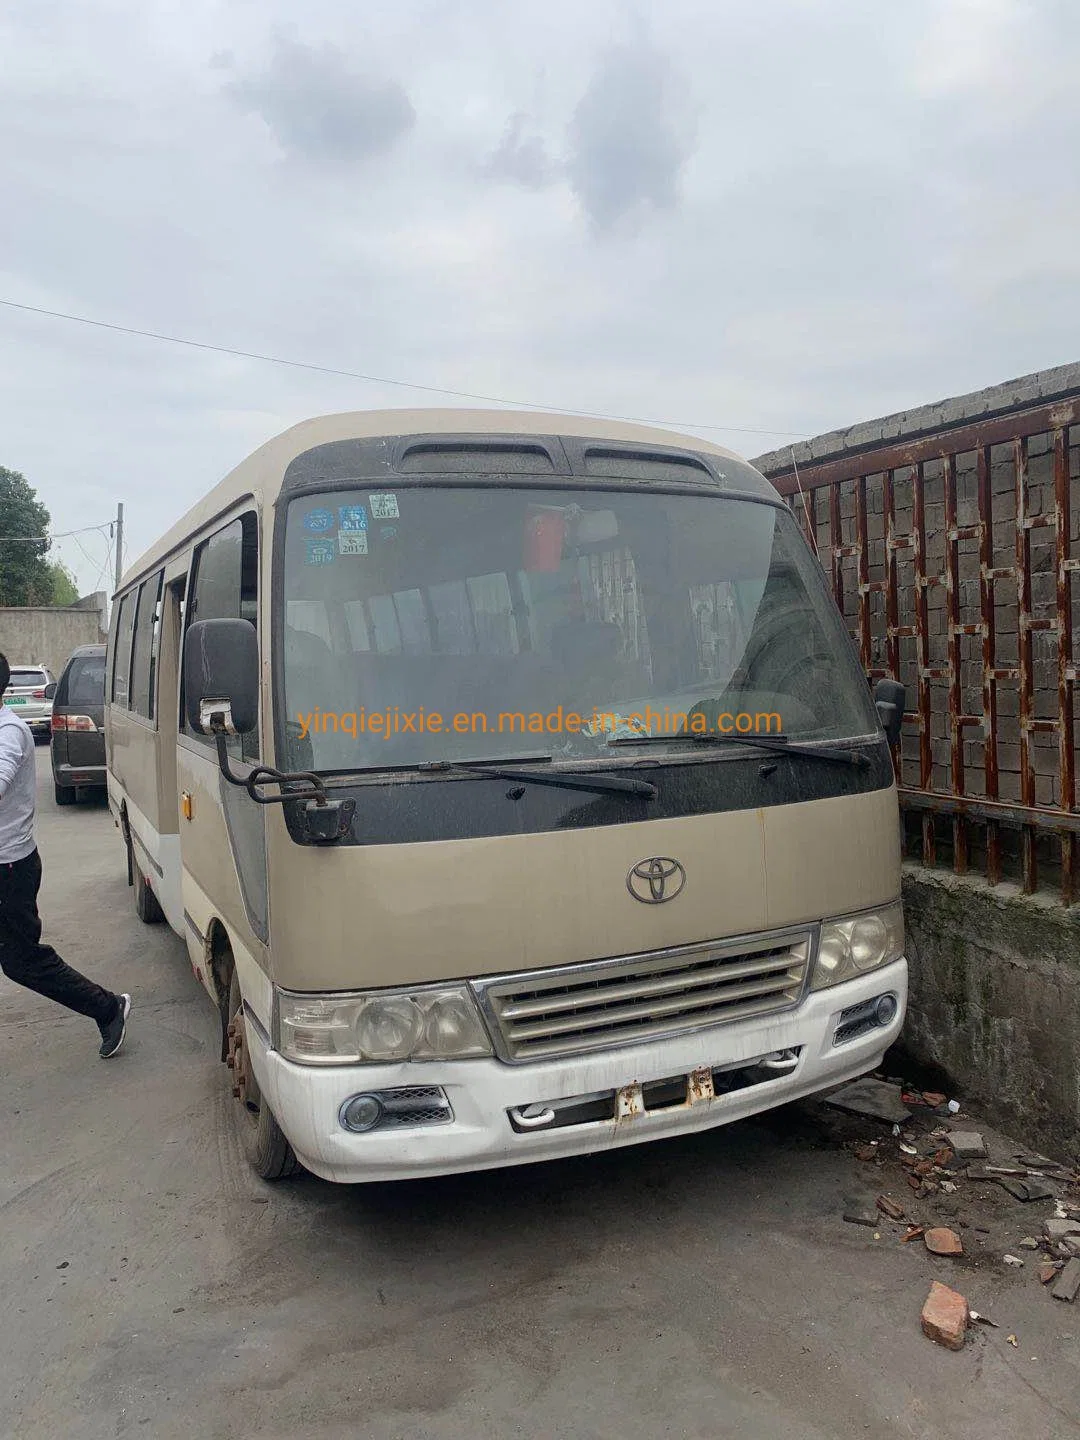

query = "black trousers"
(0, 848), (117, 1025)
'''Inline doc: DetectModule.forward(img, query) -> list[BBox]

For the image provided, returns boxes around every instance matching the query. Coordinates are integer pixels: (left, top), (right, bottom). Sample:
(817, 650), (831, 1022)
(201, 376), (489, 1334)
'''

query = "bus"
(106, 409), (907, 1183)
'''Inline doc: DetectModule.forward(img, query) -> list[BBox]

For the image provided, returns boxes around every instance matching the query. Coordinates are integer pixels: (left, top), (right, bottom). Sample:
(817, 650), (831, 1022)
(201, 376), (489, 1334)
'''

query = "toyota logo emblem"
(626, 857), (686, 904)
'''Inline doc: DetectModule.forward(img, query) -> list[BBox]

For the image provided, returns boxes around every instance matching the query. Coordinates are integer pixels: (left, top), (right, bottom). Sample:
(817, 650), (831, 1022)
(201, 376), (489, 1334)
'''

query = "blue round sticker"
(303, 507), (335, 533)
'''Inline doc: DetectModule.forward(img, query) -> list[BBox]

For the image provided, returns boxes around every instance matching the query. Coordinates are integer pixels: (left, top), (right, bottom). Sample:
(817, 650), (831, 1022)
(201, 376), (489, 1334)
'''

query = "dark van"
(50, 644), (107, 805)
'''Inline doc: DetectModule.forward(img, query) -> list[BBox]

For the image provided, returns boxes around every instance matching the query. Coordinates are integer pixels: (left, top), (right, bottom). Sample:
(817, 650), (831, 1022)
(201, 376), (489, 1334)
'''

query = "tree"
(0, 467), (54, 606)
(47, 562), (79, 606)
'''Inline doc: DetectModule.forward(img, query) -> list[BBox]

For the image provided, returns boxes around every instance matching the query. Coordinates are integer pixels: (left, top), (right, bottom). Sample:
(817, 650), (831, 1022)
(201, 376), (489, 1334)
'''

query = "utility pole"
(113, 502), (124, 594)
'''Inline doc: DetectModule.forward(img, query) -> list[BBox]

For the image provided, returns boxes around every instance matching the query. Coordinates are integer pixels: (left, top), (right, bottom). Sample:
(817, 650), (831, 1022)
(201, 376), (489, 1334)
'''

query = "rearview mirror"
(184, 618), (258, 735)
(44, 682), (57, 700)
(573, 509), (619, 545)
(873, 678), (905, 748)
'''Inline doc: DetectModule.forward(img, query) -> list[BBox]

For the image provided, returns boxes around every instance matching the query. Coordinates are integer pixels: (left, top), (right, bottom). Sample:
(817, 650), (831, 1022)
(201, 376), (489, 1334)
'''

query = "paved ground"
(2, 746), (1078, 1440)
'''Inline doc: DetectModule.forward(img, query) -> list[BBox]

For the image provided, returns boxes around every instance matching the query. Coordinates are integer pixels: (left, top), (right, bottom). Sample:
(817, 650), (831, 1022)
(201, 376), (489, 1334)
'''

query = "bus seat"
(549, 621), (649, 703)
(285, 627), (354, 722)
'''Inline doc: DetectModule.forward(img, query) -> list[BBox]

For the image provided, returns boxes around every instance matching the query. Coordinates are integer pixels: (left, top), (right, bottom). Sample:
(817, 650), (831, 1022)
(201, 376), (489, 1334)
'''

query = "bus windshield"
(280, 486), (879, 772)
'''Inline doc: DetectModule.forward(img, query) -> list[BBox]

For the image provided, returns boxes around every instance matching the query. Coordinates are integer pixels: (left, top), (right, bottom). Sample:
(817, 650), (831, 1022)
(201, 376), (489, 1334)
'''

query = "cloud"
(485, 114), (557, 190)
(566, 40), (696, 232)
(911, 0), (1033, 97)
(225, 34), (415, 164)
(1, 0), (1080, 596)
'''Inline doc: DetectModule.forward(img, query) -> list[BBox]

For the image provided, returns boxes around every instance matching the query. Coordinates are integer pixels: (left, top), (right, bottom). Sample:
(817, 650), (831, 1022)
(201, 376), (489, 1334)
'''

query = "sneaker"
(99, 993), (132, 1059)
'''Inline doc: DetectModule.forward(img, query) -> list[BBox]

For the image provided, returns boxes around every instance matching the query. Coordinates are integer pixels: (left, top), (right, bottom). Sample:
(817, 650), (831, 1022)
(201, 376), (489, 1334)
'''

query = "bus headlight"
(811, 903), (905, 991)
(356, 997), (425, 1060)
(275, 985), (492, 1064)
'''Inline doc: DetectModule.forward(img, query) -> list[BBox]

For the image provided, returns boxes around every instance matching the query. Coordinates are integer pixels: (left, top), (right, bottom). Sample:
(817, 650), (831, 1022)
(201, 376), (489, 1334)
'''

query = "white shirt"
(0, 705), (37, 864)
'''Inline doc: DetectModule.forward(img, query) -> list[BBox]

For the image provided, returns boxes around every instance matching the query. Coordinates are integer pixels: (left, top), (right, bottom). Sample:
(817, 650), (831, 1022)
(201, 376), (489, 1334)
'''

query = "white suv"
(3, 664), (56, 739)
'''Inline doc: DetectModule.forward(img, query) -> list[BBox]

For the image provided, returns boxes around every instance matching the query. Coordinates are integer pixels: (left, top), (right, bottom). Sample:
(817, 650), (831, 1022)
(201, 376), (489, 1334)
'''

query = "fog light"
(834, 992), (901, 1047)
(340, 1093), (384, 1132)
(874, 993), (898, 1026)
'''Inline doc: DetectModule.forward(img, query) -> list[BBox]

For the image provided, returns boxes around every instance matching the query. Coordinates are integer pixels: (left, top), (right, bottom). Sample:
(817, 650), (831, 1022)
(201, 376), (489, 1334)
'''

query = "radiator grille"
(474, 929), (813, 1062)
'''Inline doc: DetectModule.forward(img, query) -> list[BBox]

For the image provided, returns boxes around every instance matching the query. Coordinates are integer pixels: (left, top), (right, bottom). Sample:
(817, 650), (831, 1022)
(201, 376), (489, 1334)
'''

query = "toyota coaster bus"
(106, 409), (907, 1183)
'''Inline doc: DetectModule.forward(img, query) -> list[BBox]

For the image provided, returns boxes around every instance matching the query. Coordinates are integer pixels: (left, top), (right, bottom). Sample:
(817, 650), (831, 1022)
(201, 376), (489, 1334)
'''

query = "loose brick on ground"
(921, 1282), (968, 1350)
(924, 1227), (963, 1257)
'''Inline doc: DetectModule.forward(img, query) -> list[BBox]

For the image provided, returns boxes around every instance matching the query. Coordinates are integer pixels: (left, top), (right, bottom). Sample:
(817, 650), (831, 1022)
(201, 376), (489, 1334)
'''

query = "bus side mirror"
(44, 682), (57, 700)
(873, 678), (905, 747)
(184, 618), (258, 736)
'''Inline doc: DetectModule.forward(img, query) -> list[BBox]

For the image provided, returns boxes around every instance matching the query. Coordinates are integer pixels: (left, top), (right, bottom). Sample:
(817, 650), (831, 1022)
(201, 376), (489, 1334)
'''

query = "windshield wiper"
(416, 758), (657, 798)
(608, 732), (870, 769)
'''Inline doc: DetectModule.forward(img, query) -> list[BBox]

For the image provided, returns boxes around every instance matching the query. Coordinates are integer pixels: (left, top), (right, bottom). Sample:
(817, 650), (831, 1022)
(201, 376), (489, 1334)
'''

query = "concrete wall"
(0, 598), (107, 679)
(71, 590), (108, 616)
(900, 865), (1080, 1161)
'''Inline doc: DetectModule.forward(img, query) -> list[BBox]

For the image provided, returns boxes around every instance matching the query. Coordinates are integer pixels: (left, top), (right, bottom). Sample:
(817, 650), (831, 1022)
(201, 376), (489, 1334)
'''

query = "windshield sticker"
(338, 504), (368, 531)
(338, 531), (368, 556)
(305, 538), (336, 566)
(585, 711), (649, 739)
(303, 507), (335, 532)
(379, 524), (398, 543)
(369, 492), (400, 520)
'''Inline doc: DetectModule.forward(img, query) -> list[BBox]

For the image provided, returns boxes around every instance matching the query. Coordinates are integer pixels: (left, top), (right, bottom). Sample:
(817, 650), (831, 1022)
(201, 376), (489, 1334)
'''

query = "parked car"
(2, 663), (57, 739)
(50, 644), (107, 805)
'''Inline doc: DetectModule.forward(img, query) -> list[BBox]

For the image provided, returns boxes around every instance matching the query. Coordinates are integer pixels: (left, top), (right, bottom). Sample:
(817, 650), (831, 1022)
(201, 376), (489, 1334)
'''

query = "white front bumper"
(249, 960), (907, 1183)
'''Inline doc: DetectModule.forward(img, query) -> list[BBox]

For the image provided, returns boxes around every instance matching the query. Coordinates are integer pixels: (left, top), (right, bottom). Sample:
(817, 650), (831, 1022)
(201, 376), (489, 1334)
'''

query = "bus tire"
(133, 861), (165, 924)
(227, 968), (300, 1182)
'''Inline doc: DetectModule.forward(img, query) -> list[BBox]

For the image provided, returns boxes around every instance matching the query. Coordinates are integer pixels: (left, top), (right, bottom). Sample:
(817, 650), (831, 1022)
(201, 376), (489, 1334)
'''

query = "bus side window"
(183, 512), (259, 759)
(130, 569), (164, 720)
(111, 591), (136, 707)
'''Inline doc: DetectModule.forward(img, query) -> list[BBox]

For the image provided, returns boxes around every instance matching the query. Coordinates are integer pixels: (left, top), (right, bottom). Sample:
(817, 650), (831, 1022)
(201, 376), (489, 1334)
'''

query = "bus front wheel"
(226, 968), (300, 1182)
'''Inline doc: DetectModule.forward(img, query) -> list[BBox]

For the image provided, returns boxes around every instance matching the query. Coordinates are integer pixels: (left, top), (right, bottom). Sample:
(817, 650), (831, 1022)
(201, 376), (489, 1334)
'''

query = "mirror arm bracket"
(210, 733), (355, 844)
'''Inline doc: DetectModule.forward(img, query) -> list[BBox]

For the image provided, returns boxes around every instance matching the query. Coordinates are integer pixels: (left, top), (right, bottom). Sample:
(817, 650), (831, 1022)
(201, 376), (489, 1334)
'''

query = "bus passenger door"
(176, 512), (269, 1006)
(145, 569), (186, 931)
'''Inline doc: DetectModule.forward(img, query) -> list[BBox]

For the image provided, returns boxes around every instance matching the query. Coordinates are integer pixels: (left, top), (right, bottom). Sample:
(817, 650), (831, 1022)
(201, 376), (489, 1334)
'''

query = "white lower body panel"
(247, 960), (908, 1184)
(106, 781), (184, 937)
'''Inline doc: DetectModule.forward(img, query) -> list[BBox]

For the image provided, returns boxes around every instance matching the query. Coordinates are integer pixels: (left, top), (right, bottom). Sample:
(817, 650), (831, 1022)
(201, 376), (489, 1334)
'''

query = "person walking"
(0, 651), (130, 1057)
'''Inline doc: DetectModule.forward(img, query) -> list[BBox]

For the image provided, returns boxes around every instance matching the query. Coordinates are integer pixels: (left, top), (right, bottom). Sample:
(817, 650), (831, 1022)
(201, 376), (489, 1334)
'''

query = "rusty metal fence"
(763, 398), (1080, 904)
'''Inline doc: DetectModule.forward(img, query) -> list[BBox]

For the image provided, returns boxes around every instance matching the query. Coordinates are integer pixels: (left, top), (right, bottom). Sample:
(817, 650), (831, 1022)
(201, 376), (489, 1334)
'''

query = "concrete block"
(1051, 1259), (1080, 1302)
(947, 1132), (987, 1160)
(1043, 1217), (1080, 1244)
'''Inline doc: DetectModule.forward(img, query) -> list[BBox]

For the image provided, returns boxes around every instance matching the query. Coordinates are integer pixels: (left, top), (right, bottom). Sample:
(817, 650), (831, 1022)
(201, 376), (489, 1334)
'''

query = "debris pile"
(824, 1075), (1080, 1348)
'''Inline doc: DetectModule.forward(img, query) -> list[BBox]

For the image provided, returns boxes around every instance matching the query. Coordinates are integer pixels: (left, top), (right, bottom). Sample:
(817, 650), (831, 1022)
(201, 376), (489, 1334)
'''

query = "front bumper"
(247, 960), (908, 1183)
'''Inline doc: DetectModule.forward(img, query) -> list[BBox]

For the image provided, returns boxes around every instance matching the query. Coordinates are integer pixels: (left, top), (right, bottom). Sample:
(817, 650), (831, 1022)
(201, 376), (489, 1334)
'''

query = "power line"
(69, 529), (111, 582)
(91, 549), (112, 593)
(0, 297), (807, 440)
(70, 534), (96, 571)
(0, 521), (114, 544)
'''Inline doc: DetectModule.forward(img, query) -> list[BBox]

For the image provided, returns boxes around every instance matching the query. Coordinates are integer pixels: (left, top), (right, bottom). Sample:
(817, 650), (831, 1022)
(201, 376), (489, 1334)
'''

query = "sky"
(2, 0), (1079, 594)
